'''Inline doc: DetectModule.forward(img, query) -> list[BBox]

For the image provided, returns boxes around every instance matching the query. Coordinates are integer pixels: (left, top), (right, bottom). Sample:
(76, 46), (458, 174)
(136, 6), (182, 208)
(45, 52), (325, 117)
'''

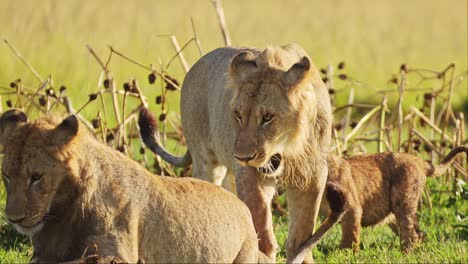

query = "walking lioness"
(139, 44), (332, 262)
(323, 147), (467, 252)
(0, 109), (344, 263)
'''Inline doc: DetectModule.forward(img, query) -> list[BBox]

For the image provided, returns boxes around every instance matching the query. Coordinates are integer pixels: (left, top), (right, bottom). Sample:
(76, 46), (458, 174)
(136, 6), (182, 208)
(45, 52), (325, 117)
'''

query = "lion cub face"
(0, 110), (80, 236)
(228, 47), (315, 177)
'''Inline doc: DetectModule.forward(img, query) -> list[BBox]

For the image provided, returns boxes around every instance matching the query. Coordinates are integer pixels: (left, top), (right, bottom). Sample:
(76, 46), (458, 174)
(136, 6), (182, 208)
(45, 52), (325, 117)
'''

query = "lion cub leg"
(388, 216), (400, 236)
(391, 172), (424, 252)
(393, 197), (423, 252)
(339, 207), (362, 252)
(394, 210), (420, 252)
(391, 197), (421, 251)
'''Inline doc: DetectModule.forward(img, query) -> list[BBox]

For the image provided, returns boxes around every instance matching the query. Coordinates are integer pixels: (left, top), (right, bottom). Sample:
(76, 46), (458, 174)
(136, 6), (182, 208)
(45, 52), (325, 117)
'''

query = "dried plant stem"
(15, 84), (23, 109)
(384, 128), (393, 151)
(397, 70), (406, 151)
(130, 79), (148, 108)
(25, 77), (50, 114)
(411, 129), (467, 177)
(191, 17), (203, 56)
(410, 106), (452, 142)
(86, 45), (121, 125)
(344, 105), (382, 148)
(4, 39), (43, 83)
(169, 35), (190, 73)
(164, 37), (196, 70)
(333, 103), (376, 113)
(211, 0), (231, 46)
(332, 128), (342, 156)
(98, 111), (106, 142)
(121, 91), (128, 149)
(109, 46), (181, 91)
(424, 189), (433, 210)
(459, 113), (465, 145)
(442, 63), (456, 132)
(378, 97), (388, 152)
(98, 93), (109, 139)
(342, 87), (354, 139)
(115, 104), (145, 132)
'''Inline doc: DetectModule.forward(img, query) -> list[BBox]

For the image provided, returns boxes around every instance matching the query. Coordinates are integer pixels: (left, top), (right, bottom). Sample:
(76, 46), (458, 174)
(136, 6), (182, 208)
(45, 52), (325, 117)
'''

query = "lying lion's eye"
(31, 173), (43, 183)
(261, 113), (274, 125)
(233, 111), (242, 123)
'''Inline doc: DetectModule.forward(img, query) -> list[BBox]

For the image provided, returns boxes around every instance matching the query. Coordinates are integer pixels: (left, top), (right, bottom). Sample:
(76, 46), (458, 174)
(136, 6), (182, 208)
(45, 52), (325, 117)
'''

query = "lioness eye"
(261, 113), (274, 125)
(31, 173), (43, 183)
(234, 111), (242, 123)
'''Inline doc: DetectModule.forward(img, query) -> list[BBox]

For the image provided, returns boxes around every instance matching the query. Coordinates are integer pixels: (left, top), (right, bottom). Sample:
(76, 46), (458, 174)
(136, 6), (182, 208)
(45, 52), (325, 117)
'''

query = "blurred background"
(0, 0), (467, 115)
(0, 1), (467, 262)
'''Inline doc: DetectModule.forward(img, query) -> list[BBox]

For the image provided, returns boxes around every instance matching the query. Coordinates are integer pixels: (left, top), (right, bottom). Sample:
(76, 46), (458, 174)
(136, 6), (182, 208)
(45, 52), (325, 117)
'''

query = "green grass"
(273, 177), (468, 262)
(0, 188), (30, 263)
(0, 0), (467, 262)
(1, 177), (466, 263)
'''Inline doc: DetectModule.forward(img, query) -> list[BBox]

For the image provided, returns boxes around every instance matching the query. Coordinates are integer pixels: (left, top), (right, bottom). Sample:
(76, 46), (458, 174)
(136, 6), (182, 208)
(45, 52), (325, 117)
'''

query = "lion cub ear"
(281, 56), (311, 89)
(229, 51), (258, 84)
(50, 115), (79, 146)
(0, 109), (28, 145)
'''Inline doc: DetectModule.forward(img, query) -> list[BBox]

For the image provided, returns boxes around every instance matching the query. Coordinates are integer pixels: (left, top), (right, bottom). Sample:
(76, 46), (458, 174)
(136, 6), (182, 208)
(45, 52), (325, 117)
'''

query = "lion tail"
(290, 182), (349, 264)
(426, 146), (468, 177)
(138, 108), (192, 167)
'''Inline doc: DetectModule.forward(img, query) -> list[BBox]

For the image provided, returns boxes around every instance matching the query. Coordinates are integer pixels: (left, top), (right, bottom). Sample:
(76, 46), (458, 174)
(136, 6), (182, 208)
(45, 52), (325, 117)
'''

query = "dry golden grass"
(0, 0), (466, 104)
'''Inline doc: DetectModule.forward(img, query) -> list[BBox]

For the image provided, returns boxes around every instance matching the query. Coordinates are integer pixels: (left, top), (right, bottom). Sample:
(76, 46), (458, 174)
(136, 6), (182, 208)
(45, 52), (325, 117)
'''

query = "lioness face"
(229, 49), (314, 177)
(0, 111), (80, 236)
(231, 80), (297, 176)
(2, 132), (71, 236)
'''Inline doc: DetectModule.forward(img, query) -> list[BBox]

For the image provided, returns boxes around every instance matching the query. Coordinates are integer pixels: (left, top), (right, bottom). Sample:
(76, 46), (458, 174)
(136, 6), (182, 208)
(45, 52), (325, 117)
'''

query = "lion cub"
(0, 109), (346, 263)
(322, 147), (467, 252)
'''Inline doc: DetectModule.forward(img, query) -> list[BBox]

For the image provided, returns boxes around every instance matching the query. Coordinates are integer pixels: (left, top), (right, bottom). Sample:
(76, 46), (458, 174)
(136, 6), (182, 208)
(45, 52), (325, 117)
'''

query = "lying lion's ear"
(229, 51), (258, 84)
(0, 109), (28, 145)
(282, 56), (311, 89)
(50, 115), (79, 146)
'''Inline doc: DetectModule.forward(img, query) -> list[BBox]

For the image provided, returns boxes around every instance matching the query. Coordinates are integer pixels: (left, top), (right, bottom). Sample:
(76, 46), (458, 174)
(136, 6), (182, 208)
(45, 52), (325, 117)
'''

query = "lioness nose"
(234, 153), (257, 162)
(7, 216), (26, 224)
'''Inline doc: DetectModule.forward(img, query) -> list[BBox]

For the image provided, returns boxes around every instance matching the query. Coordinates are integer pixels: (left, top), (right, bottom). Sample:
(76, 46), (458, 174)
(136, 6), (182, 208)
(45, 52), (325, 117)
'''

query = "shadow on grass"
(0, 222), (30, 251)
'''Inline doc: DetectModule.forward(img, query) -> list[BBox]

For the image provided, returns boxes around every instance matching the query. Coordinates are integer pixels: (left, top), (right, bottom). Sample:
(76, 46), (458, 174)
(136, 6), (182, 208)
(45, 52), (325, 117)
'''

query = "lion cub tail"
(427, 146), (468, 177)
(290, 182), (349, 264)
(138, 108), (192, 167)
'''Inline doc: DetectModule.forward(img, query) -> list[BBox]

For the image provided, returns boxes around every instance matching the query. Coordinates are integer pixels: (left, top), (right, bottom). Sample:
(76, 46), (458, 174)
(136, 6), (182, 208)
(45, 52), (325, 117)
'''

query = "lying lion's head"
(228, 44), (325, 177)
(0, 110), (81, 236)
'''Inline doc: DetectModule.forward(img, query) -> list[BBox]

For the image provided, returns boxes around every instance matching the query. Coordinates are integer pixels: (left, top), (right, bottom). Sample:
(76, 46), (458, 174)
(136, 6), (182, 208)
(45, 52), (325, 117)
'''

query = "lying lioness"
(322, 147), (467, 252)
(0, 109), (346, 263)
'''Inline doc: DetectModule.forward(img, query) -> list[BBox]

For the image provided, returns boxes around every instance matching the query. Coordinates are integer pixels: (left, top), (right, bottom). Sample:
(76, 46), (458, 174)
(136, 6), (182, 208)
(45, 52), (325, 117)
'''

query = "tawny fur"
(322, 148), (467, 252)
(139, 44), (332, 262)
(0, 110), (341, 263)
(0, 111), (264, 263)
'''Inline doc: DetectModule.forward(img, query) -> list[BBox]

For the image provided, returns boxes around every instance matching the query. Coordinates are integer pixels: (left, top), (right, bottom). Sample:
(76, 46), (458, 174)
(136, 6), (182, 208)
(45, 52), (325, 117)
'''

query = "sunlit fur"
(1, 115), (81, 237)
(0, 113), (273, 262)
(228, 44), (332, 189)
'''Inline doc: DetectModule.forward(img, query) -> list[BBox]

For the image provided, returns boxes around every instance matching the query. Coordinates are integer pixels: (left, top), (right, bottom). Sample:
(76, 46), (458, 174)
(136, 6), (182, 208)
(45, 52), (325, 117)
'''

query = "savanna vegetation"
(0, 0), (467, 262)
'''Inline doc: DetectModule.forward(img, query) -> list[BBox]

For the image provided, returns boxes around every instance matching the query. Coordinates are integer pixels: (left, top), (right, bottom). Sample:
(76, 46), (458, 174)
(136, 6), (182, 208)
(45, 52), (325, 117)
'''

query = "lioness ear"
(281, 56), (311, 88)
(0, 109), (28, 145)
(229, 51), (258, 84)
(50, 115), (79, 146)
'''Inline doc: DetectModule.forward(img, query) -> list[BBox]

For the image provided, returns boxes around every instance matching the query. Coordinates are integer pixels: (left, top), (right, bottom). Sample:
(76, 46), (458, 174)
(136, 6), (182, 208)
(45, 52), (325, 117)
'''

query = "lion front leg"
(235, 166), (278, 262)
(286, 166), (327, 263)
